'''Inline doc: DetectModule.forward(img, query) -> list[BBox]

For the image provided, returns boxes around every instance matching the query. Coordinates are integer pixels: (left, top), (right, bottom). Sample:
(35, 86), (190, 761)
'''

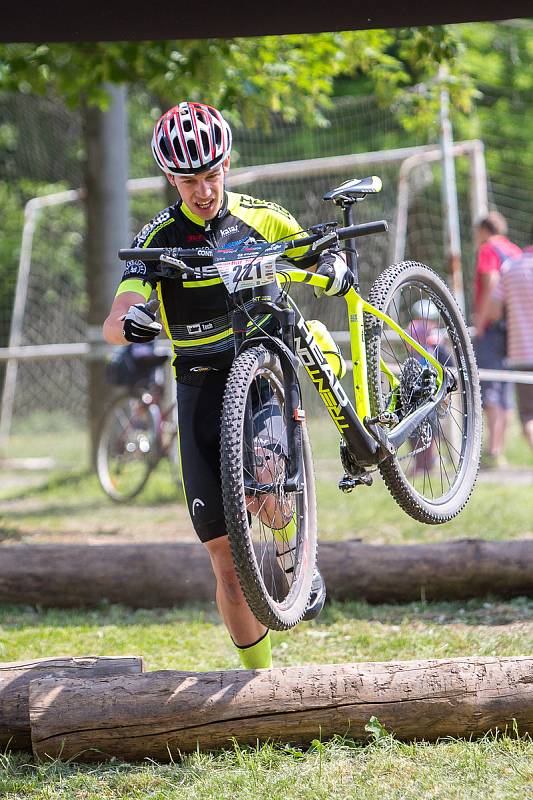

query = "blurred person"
(473, 212), (522, 468)
(406, 300), (449, 474)
(103, 102), (351, 669)
(490, 229), (533, 448)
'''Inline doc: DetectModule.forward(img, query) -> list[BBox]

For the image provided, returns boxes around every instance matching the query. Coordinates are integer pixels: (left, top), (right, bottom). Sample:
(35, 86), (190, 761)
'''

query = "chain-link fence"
(1, 90), (531, 464)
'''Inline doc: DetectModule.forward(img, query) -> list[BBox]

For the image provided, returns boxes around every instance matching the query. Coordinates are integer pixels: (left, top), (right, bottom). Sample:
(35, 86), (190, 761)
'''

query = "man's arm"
(103, 291), (147, 345)
(475, 270), (500, 336)
(488, 272), (505, 325)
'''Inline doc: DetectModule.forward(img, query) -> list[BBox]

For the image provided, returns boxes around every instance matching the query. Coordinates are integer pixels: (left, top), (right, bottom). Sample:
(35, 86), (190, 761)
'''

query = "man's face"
(168, 156), (230, 221)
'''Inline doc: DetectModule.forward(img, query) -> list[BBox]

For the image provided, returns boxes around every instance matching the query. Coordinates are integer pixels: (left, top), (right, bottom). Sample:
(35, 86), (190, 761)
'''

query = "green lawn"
(2, 411), (531, 546)
(2, 599), (532, 670)
(1, 416), (532, 798)
(1, 733), (531, 800)
(1, 458), (532, 546)
(0, 600), (532, 799)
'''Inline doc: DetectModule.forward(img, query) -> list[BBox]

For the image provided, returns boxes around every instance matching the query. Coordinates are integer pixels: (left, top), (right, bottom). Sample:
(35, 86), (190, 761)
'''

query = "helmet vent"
(188, 140), (199, 162)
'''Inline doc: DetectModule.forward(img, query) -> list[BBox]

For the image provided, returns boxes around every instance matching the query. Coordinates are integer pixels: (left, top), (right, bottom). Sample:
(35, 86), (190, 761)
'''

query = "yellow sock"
(234, 630), (272, 669)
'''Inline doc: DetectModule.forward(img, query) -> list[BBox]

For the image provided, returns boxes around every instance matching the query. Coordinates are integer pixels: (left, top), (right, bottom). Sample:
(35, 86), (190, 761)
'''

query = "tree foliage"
(454, 21), (533, 177)
(0, 28), (468, 127)
(0, 26), (478, 347)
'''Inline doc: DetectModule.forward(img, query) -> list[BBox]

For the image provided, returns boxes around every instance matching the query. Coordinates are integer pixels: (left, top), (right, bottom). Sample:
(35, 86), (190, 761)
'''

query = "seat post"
(341, 200), (360, 290)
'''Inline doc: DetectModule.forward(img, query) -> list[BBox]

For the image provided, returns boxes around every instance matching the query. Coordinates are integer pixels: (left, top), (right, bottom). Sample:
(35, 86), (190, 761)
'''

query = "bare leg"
(523, 419), (533, 449)
(204, 535), (266, 646)
(484, 404), (510, 456)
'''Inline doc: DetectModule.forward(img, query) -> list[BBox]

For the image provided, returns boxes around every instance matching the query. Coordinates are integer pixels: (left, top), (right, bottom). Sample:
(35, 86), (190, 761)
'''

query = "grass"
(1, 412), (532, 544)
(1, 463), (532, 546)
(0, 600), (532, 799)
(1, 598), (532, 669)
(1, 733), (531, 799)
(0, 416), (532, 797)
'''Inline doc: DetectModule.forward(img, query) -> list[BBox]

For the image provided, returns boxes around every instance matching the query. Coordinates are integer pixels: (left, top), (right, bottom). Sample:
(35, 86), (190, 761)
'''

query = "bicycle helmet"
(412, 299), (439, 320)
(151, 102), (232, 176)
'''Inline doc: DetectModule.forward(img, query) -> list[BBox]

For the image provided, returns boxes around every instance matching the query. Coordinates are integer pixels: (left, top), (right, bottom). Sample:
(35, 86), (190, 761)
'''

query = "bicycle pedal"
(338, 472), (373, 493)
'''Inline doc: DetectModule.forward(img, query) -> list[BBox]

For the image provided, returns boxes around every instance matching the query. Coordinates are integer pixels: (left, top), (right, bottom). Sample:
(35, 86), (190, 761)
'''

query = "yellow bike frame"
(278, 266), (444, 428)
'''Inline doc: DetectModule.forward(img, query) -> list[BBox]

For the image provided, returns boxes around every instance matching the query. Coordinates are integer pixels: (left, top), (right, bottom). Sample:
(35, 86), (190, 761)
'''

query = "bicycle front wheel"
(96, 392), (160, 502)
(365, 261), (482, 523)
(220, 345), (317, 630)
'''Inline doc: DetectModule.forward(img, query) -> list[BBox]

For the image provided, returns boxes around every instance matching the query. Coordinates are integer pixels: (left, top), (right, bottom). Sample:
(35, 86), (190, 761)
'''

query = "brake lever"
(309, 230), (340, 252)
(159, 253), (196, 278)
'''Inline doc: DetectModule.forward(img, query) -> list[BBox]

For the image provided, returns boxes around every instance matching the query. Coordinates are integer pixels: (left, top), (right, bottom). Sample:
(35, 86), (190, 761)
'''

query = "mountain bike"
(118, 175), (482, 630)
(96, 354), (180, 502)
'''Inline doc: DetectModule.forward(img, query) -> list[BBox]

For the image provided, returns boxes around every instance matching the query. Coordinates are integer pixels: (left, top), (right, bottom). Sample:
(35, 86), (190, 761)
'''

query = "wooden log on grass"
(0, 656), (143, 750)
(30, 656), (533, 762)
(0, 539), (532, 607)
(0, 543), (216, 607)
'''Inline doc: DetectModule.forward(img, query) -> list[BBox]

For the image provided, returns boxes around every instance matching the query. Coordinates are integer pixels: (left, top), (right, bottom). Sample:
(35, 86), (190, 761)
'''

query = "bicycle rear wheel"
(96, 392), (160, 502)
(365, 261), (482, 523)
(220, 345), (317, 630)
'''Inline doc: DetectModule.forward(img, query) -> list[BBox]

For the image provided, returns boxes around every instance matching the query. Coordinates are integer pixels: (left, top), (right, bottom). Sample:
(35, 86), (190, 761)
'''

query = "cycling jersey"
(116, 190), (312, 371)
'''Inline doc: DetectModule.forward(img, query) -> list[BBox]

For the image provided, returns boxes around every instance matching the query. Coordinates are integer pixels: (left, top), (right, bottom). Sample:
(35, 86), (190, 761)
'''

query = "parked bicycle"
(119, 175), (482, 629)
(96, 343), (180, 502)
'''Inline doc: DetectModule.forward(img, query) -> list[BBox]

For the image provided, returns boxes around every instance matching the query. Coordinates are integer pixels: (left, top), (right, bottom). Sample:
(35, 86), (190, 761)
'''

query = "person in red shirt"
(473, 212), (522, 468)
(490, 231), (533, 449)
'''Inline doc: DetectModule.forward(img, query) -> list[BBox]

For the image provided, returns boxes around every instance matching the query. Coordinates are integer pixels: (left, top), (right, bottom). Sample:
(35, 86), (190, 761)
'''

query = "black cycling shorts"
(176, 367), (229, 543)
(175, 364), (286, 543)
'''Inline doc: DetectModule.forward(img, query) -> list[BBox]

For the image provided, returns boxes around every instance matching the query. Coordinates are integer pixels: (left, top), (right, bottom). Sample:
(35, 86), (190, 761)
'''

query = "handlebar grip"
(118, 248), (168, 261)
(337, 220), (388, 239)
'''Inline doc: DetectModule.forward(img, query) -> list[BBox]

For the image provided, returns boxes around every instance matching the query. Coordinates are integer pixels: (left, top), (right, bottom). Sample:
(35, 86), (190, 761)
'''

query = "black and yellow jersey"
(116, 190), (312, 370)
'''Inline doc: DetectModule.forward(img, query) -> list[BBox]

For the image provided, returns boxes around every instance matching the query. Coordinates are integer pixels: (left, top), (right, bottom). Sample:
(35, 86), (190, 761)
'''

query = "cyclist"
(103, 101), (352, 670)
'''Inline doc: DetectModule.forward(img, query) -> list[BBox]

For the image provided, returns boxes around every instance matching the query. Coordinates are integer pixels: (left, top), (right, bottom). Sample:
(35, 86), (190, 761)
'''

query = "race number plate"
(214, 241), (285, 294)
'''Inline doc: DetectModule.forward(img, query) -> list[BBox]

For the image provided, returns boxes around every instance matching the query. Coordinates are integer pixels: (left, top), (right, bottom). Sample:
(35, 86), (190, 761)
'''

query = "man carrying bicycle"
(103, 101), (352, 669)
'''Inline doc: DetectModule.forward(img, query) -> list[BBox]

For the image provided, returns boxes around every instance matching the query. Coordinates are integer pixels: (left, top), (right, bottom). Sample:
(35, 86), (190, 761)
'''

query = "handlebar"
(118, 219), (388, 263)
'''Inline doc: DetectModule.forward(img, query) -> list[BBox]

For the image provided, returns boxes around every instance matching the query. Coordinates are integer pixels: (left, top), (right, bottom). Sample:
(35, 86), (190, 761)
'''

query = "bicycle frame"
(234, 268), (449, 472)
(118, 215), (450, 473)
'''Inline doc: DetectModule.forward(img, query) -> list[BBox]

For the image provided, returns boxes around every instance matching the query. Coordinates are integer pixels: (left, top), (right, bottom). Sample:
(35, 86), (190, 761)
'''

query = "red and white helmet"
(151, 102), (232, 176)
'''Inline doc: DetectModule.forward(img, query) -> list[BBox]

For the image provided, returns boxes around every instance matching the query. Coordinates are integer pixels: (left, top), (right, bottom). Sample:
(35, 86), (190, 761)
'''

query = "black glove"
(314, 251), (354, 297)
(122, 299), (162, 343)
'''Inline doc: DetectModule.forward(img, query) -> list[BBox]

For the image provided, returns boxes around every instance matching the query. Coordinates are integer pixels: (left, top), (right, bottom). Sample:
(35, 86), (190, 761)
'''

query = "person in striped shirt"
(490, 234), (533, 449)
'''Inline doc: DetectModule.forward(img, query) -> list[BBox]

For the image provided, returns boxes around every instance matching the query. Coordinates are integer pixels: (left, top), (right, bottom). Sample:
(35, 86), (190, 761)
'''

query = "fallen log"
(0, 656), (143, 750)
(30, 656), (533, 762)
(0, 539), (532, 607)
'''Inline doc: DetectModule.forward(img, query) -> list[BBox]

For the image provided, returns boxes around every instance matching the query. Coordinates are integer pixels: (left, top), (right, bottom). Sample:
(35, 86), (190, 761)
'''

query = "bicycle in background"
(96, 343), (180, 502)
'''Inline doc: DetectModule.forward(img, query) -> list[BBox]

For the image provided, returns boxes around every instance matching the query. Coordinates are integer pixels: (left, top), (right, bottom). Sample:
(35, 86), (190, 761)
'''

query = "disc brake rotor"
(399, 357), (435, 455)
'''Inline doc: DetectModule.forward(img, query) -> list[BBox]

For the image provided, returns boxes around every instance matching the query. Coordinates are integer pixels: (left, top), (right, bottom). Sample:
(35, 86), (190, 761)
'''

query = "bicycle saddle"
(323, 176), (382, 203)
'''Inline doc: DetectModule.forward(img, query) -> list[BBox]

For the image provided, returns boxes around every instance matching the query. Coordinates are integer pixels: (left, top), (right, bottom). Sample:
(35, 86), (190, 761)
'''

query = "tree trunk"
(0, 539), (531, 608)
(0, 656), (143, 750)
(30, 657), (533, 762)
(83, 83), (130, 465)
